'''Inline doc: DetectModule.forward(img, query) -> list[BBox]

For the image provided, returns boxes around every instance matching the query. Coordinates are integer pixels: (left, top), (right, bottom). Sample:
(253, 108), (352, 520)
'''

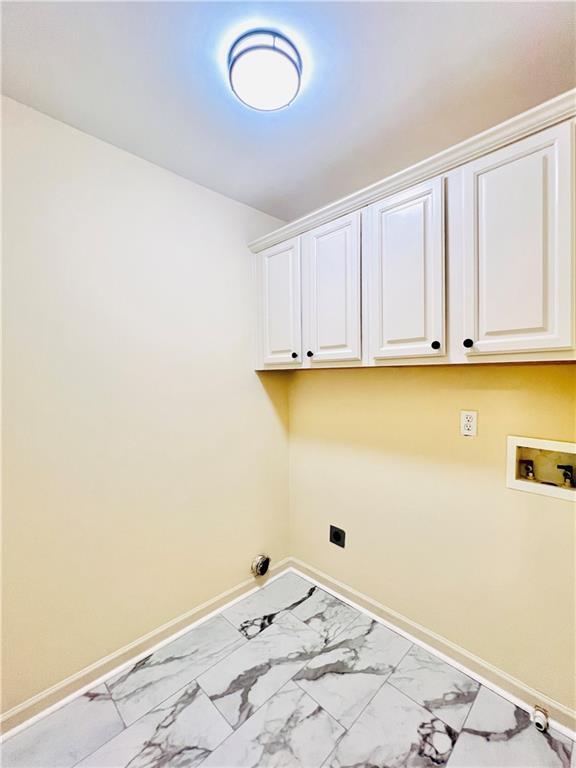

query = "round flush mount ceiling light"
(228, 29), (302, 111)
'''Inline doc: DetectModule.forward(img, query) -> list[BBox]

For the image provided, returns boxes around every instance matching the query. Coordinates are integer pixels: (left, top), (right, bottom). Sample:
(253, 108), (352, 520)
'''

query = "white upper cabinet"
(252, 94), (576, 369)
(301, 213), (361, 365)
(257, 238), (302, 366)
(461, 122), (573, 355)
(363, 178), (445, 360)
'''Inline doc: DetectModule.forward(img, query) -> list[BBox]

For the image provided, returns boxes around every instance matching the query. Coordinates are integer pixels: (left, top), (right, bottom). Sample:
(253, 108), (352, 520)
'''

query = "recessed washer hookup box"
(507, 435), (576, 502)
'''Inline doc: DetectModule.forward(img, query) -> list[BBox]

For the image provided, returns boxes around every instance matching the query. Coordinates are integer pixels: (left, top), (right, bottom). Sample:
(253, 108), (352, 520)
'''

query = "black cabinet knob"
(291, 352), (298, 359)
(306, 350), (314, 358)
(463, 338), (474, 349)
(431, 340), (441, 350)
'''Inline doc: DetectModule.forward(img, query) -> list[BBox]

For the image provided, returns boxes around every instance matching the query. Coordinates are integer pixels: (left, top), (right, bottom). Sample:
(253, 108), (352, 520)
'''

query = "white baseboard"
(2, 555), (574, 742)
(288, 559), (576, 739)
(1, 558), (292, 736)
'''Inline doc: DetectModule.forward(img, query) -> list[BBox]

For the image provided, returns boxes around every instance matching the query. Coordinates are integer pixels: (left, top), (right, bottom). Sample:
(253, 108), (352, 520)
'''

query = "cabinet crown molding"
(249, 88), (576, 253)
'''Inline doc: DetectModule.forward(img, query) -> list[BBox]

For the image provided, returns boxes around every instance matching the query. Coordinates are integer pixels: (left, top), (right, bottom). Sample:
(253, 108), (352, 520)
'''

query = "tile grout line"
(67, 690), (127, 768)
(113, 625), (249, 717)
(290, 678), (351, 732)
(286, 613), (407, 729)
(6, 565), (576, 743)
(442, 686), (575, 767)
(314, 640), (479, 767)
(218, 611), (254, 640)
(9, 570), (574, 768)
(195, 583), (364, 751)
(384, 638), (483, 731)
(108, 581), (572, 768)
(105, 681), (129, 730)
(1, 574), (403, 764)
(196, 663), (327, 761)
(194, 582), (372, 756)
(294, 634), (418, 737)
(66, 624), (250, 768)
(195, 678), (337, 767)
(69, 669), (240, 768)
(331, 639), (417, 732)
(291, 597), (365, 648)
(385, 675), (478, 734)
(1, 562), (294, 741)
(74, 583), (412, 767)
(444, 684), (485, 768)
(220, 573), (319, 642)
(86, 683), (233, 768)
(195, 609), (330, 733)
(287, 565), (576, 740)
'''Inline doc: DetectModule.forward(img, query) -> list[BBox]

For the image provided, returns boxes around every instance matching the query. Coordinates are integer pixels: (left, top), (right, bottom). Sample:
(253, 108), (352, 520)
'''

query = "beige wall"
(3, 96), (575, 726)
(1, 98), (289, 713)
(289, 365), (576, 711)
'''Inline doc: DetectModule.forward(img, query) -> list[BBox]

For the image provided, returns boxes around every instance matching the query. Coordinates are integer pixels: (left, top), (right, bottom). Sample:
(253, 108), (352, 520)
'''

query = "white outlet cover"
(460, 410), (478, 437)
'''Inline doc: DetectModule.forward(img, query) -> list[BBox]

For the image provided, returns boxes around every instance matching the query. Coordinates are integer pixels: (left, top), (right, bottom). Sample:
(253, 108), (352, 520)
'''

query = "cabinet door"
(461, 122), (573, 355)
(301, 213), (361, 364)
(257, 238), (301, 366)
(364, 178), (445, 360)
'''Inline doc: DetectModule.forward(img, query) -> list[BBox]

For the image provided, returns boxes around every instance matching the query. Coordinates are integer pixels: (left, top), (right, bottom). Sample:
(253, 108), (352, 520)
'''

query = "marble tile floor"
(2, 571), (574, 768)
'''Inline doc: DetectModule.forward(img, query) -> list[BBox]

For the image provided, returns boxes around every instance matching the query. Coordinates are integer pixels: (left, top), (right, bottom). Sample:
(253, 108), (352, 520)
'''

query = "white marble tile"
(197, 612), (324, 729)
(77, 682), (231, 767)
(222, 572), (316, 639)
(388, 644), (480, 730)
(291, 588), (360, 646)
(202, 681), (344, 767)
(325, 682), (457, 767)
(105, 615), (245, 725)
(294, 615), (412, 727)
(1, 685), (124, 768)
(9, 582), (571, 768)
(447, 686), (572, 768)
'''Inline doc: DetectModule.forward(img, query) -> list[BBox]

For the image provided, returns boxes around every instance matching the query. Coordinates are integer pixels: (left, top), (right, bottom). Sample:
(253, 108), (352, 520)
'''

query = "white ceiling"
(2, 2), (575, 221)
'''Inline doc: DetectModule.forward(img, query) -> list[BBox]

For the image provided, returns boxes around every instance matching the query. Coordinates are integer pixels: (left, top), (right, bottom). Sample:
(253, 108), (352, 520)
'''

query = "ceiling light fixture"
(228, 29), (302, 111)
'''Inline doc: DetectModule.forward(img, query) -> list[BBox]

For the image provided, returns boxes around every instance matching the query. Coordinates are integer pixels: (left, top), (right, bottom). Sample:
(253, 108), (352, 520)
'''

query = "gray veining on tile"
(294, 614), (412, 727)
(105, 615), (245, 726)
(77, 682), (231, 768)
(388, 644), (480, 730)
(201, 681), (345, 767)
(5, 573), (570, 768)
(222, 572), (316, 639)
(325, 682), (457, 767)
(291, 588), (360, 646)
(447, 686), (572, 768)
(197, 611), (324, 729)
(1, 685), (124, 768)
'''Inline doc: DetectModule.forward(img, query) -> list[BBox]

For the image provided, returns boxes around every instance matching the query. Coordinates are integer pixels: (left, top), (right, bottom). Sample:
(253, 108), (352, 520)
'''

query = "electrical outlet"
(460, 410), (478, 437)
(329, 525), (346, 548)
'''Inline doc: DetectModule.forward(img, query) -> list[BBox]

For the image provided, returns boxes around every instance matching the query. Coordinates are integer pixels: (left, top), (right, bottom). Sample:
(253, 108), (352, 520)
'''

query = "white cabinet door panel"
(257, 238), (301, 366)
(364, 178), (445, 359)
(302, 213), (361, 364)
(462, 121), (573, 354)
